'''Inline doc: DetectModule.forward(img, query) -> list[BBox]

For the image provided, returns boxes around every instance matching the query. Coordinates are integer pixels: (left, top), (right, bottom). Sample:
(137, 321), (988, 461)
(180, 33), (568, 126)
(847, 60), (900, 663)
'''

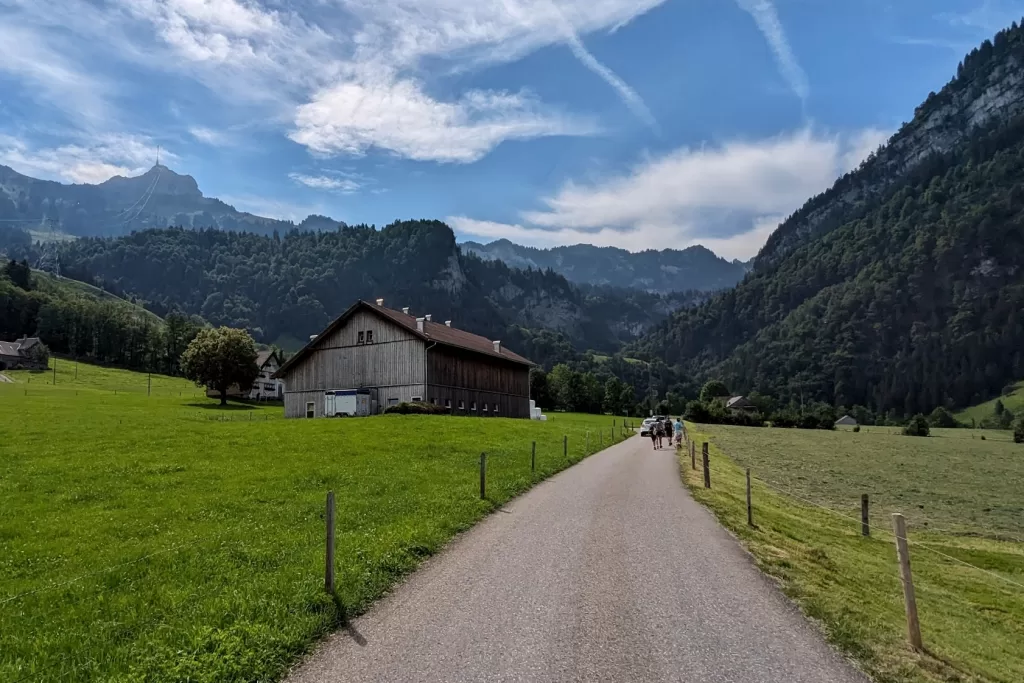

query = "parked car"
(640, 418), (656, 436)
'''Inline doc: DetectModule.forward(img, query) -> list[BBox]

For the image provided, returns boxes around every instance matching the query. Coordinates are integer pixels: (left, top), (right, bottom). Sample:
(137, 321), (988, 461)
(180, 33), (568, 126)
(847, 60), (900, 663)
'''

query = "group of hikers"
(649, 416), (683, 450)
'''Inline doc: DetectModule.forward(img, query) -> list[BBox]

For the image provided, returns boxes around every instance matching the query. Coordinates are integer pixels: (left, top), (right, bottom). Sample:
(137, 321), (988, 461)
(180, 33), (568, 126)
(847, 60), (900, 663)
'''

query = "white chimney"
(402, 307), (409, 315)
(425, 314), (432, 322)
(416, 317), (425, 333)
(445, 320), (452, 327)
(492, 340), (501, 353)
(375, 298), (384, 306)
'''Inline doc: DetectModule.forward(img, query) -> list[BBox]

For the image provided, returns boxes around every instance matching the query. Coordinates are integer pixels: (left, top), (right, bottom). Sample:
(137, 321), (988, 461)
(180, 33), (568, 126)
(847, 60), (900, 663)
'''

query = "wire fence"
(679, 425), (1023, 680)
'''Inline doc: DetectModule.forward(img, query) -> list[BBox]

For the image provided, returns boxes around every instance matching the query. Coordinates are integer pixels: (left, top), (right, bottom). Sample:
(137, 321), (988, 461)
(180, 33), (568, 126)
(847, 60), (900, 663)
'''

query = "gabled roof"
(275, 300), (532, 378)
(0, 341), (22, 356)
(256, 349), (280, 369)
(726, 395), (753, 408)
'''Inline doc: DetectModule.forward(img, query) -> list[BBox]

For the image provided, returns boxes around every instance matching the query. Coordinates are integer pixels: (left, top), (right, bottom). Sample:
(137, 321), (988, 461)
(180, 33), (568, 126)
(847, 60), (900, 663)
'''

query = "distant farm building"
(725, 396), (756, 411)
(274, 299), (533, 419)
(0, 337), (46, 371)
(835, 415), (858, 427)
(205, 349), (284, 401)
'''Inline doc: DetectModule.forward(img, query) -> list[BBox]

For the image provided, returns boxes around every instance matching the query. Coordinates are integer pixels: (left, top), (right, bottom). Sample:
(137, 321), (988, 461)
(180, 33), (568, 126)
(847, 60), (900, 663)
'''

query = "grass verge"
(681, 423), (1024, 683)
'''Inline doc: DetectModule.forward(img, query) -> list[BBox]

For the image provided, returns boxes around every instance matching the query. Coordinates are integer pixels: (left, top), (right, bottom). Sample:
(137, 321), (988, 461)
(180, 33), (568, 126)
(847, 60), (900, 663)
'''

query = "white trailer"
(324, 389), (372, 417)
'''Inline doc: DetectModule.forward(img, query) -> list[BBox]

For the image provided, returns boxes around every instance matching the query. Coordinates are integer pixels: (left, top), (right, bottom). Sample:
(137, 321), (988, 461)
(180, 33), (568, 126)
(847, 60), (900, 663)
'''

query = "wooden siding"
(281, 310), (427, 417)
(284, 310), (426, 393)
(280, 307), (530, 419)
(427, 346), (530, 418)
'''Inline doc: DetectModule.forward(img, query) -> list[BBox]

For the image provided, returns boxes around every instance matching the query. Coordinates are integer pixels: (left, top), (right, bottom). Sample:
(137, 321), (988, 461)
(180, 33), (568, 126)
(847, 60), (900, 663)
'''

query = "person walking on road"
(674, 417), (683, 447)
(650, 422), (659, 450)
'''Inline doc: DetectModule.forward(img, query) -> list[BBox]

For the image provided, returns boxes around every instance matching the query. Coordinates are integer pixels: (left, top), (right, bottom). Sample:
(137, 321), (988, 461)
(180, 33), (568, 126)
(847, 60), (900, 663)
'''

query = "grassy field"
(1, 361), (631, 682)
(682, 423), (1024, 683)
(954, 381), (1024, 426)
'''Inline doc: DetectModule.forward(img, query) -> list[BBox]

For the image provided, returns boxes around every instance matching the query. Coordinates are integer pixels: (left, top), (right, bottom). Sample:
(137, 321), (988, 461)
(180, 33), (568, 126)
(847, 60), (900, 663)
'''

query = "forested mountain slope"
(632, 22), (1024, 416)
(461, 240), (748, 293)
(44, 221), (684, 365)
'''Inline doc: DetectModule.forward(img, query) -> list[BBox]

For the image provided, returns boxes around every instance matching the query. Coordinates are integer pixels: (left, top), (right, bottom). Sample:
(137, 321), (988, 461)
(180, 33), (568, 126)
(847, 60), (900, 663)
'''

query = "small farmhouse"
(205, 349), (284, 401)
(835, 415), (858, 427)
(0, 337), (47, 371)
(726, 395), (756, 411)
(274, 299), (533, 418)
(250, 350), (284, 401)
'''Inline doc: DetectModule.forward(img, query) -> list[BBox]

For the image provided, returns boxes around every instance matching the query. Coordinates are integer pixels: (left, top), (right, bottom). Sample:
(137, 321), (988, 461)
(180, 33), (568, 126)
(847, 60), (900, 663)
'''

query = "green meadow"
(1, 361), (630, 682)
(682, 423), (1024, 683)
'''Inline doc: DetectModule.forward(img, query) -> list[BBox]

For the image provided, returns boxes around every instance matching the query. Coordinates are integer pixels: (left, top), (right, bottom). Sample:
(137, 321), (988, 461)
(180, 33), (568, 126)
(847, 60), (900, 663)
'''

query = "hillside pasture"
(1, 361), (629, 682)
(683, 423), (1023, 683)
(954, 380), (1024, 426)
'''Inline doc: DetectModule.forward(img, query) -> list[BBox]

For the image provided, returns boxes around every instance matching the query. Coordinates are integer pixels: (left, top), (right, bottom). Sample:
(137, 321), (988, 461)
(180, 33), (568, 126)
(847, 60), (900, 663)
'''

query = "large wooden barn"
(274, 299), (533, 419)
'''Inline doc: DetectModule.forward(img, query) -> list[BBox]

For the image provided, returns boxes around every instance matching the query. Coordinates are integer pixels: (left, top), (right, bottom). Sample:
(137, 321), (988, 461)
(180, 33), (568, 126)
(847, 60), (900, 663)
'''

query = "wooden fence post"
(563, 435), (567, 459)
(480, 452), (487, 499)
(892, 513), (923, 651)
(746, 469), (753, 526)
(861, 494), (870, 536)
(702, 442), (710, 488)
(325, 491), (335, 594)
(690, 441), (696, 470)
(586, 431), (590, 452)
(531, 441), (536, 473)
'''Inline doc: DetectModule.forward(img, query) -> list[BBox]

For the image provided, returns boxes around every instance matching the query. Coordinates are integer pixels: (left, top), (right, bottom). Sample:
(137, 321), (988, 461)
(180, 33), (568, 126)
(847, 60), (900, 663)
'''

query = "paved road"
(288, 436), (868, 683)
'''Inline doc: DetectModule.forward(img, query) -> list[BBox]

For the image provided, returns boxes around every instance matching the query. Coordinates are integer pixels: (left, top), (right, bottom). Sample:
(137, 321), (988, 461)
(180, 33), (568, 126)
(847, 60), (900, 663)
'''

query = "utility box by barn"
(324, 389), (373, 417)
(274, 299), (534, 419)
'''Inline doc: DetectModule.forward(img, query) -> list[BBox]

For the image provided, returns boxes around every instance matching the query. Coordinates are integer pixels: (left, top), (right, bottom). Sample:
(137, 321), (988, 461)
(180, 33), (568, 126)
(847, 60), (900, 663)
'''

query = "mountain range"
(461, 240), (749, 293)
(4, 21), (1024, 419)
(0, 163), (746, 294)
(0, 164), (342, 237)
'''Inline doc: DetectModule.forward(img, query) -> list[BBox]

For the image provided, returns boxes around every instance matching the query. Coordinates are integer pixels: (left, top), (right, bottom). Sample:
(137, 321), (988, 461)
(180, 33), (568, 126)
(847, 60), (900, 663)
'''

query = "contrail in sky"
(736, 0), (809, 102)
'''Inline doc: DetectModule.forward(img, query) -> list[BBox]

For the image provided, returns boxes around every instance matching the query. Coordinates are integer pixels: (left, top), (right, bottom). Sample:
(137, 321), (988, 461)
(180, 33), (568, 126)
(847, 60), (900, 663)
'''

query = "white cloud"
(841, 127), (890, 173)
(450, 128), (886, 260)
(0, 134), (168, 184)
(189, 126), (229, 146)
(289, 173), (362, 193)
(0, 23), (112, 125)
(219, 194), (324, 222)
(3, 0), (668, 164)
(291, 80), (596, 163)
(735, 0), (808, 102)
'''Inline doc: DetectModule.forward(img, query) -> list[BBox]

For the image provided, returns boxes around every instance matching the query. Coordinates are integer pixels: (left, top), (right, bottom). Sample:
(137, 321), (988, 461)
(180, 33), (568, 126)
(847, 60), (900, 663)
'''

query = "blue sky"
(0, 0), (1020, 259)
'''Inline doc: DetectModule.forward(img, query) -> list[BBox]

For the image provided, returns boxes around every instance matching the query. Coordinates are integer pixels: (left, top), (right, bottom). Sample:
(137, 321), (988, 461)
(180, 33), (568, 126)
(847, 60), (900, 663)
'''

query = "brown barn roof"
(275, 300), (532, 378)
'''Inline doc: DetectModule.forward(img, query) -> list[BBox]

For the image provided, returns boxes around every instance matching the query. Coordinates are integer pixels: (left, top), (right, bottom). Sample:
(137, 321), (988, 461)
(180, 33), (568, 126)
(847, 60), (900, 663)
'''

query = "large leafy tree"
(181, 327), (259, 405)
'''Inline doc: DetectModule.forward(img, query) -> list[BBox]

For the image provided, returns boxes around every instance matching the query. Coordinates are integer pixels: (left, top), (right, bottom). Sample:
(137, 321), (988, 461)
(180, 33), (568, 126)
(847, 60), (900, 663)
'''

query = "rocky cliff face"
(758, 25), (1024, 268)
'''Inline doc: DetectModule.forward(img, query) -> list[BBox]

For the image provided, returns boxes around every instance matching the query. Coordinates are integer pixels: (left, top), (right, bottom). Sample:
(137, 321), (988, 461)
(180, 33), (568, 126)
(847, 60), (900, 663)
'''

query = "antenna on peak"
(156, 145), (160, 167)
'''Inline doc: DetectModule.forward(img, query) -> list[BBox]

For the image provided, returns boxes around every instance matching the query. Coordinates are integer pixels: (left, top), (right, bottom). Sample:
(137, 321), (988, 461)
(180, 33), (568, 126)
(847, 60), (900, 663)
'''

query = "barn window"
(357, 331), (365, 344)
(471, 401), (477, 412)
(412, 396), (422, 402)
(482, 403), (489, 413)
(493, 403), (499, 415)
(305, 402), (315, 418)
(445, 398), (452, 408)
(366, 329), (374, 343)
(458, 400), (465, 410)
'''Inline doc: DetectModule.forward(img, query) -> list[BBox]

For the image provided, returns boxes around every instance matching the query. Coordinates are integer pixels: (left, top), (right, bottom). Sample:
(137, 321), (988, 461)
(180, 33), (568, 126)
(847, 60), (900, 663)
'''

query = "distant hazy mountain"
(460, 239), (749, 294)
(0, 164), (344, 237)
